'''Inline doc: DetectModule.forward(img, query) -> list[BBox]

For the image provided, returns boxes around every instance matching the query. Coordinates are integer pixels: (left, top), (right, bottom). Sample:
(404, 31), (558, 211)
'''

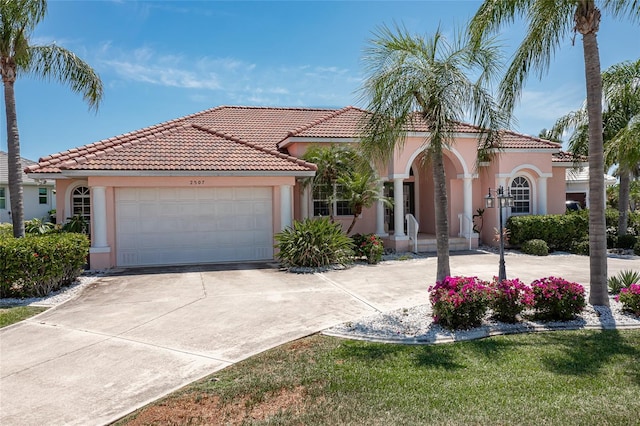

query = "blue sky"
(4, 0), (639, 161)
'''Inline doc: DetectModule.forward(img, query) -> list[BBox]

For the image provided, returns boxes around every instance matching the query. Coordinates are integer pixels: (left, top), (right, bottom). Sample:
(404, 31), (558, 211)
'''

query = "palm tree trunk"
(432, 145), (450, 281)
(3, 77), (25, 238)
(618, 169), (630, 236)
(346, 215), (358, 235)
(580, 24), (609, 306)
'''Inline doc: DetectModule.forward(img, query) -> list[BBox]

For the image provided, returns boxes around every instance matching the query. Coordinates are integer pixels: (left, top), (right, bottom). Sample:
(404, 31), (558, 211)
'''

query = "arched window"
(71, 186), (91, 233)
(510, 177), (530, 214)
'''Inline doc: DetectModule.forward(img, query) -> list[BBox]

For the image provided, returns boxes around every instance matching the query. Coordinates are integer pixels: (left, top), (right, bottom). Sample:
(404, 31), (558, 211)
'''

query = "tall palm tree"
(1, 0), (103, 237)
(359, 25), (506, 281)
(551, 59), (640, 237)
(469, 1), (639, 306)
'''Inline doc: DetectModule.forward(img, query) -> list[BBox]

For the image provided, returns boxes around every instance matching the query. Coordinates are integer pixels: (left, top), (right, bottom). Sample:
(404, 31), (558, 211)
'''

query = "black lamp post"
(484, 186), (514, 282)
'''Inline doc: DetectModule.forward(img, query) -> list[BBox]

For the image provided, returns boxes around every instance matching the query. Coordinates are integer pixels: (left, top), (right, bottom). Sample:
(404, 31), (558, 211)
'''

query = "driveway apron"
(0, 253), (637, 425)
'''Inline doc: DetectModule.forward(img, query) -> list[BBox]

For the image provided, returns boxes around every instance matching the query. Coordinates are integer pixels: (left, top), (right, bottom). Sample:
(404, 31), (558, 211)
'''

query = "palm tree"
(301, 144), (361, 222)
(1, 0), (103, 238)
(338, 169), (391, 235)
(551, 59), (640, 237)
(469, 1), (640, 306)
(359, 25), (506, 281)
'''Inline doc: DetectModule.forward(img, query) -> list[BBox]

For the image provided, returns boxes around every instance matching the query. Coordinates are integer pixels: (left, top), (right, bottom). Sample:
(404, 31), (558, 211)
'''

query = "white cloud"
(512, 85), (585, 137)
(96, 45), (360, 107)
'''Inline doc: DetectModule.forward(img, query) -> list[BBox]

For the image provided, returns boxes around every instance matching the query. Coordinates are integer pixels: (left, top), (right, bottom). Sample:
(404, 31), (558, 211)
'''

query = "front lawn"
(117, 329), (640, 425)
(0, 306), (47, 328)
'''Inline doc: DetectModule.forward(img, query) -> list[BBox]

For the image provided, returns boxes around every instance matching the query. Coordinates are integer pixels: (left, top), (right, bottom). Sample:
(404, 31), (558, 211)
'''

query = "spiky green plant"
(274, 218), (354, 269)
(608, 269), (640, 295)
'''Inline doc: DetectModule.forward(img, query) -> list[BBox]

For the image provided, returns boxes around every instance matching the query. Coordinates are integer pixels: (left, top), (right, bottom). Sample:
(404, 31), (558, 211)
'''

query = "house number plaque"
(190, 180), (205, 185)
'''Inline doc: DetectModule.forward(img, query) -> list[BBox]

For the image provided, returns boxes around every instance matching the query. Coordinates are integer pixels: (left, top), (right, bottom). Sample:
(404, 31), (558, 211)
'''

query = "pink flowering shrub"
(616, 283), (640, 316)
(531, 276), (586, 320)
(489, 278), (534, 323)
(429, 276), (490, 330)
(352, 233), (384, 264)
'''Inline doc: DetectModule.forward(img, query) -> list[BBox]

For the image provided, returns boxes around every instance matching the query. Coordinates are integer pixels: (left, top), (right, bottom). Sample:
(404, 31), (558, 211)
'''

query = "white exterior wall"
(0, 184), (55, 223)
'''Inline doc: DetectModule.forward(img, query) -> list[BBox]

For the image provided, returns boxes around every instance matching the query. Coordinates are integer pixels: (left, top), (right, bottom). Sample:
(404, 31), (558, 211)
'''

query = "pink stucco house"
(26, 106), (581, 269)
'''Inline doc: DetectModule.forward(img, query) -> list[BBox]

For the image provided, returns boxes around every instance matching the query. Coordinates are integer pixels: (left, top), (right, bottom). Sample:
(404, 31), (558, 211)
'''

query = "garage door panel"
(116, 187), (273, 266)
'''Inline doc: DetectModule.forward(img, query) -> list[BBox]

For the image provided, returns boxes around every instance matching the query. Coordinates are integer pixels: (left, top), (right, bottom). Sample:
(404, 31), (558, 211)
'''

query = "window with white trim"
(510, 176), (531, 214)
(312, 184), (353, 217)
(72, 186), (91, 222)
(38, 187), (48, 204)
(0, 187), (6, 209)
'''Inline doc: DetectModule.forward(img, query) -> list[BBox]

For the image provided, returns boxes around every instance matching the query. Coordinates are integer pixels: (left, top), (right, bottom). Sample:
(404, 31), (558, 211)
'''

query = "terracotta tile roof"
(403, 112), (561, 149)
(552, 150), (587, 163)
(27, 106), (327, 174)
(27, 105), (563, 174)
(498, 130), (561, 150)
(283, 106), (369, 139)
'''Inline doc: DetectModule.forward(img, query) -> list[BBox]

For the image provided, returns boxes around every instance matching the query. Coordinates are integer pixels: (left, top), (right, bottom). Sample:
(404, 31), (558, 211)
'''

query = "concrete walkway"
(1, 252), (637, 425)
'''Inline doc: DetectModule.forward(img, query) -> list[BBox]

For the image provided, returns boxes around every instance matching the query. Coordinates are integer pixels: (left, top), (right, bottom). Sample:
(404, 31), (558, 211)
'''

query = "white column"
(538, 177), (547, 215)
(463, 177), (473, 236)
(300, 185), (309, 220)
(91, 186), (108, 248)
(393, 177), (405, 238)
(280, 185), (292, 231)
(376, 181), (387, 236)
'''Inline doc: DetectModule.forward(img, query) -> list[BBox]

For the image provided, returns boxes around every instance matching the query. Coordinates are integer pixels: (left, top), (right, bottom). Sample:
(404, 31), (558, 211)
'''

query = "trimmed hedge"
(507, 212), (588, 252)
(1, 233), (90, 298)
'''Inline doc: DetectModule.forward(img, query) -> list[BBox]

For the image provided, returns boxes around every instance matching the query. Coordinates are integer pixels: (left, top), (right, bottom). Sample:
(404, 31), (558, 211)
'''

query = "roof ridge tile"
(285, 106), (353, 138)
(191, 124), (317, 171)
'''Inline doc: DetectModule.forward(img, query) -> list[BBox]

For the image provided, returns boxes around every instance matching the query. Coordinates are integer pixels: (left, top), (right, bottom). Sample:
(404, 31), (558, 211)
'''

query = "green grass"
(118, 329), (640, 425)
(0, 306), (47, 328)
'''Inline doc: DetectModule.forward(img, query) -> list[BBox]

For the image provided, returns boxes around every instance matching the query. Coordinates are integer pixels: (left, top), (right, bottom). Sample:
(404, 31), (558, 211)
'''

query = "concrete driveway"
(1, 252), (637, 425)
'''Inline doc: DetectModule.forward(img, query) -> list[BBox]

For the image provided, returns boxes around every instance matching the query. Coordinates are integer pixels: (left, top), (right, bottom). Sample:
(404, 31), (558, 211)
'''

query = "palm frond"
(27, 44), (103, 110)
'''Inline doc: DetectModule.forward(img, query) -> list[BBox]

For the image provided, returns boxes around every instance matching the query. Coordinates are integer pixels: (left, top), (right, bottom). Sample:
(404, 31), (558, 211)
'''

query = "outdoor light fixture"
(484, 186), (514, 282)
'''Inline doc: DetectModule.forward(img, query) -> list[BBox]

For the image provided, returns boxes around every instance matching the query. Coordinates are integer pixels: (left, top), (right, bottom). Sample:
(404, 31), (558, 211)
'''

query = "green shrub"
(0, 223), (12, 239)
(616, 234), (637, 249)
(352, 233), (384, 264)
(24, 218), (56, 235)
(531, 277), (586, 321)
(274, 218), (353, 269)
(571, 238), (590, 255)
(0, 233), (90, 298)
(607, 227), (618, 249)
(608, 270), (640, 295)
(629, 211), (640, 235)
(520, 239), (549, 256)
(507, 213), (588, 252)
(635, 240), (640, 256)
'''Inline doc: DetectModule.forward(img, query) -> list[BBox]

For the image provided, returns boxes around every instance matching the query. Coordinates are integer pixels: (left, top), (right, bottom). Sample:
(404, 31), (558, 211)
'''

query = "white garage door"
(116, 187), (273, 266)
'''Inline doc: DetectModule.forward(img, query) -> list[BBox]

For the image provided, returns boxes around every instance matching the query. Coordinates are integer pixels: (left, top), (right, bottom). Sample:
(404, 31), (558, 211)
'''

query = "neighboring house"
(565, 166), (617, 208)
(1, 150), (56, 224)
(26, 106), (583, 269)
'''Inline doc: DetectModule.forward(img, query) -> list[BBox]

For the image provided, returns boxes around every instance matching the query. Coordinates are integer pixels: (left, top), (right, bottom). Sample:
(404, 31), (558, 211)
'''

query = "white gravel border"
(323, 297), (640, 345)
(0, 272), (103, 308)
